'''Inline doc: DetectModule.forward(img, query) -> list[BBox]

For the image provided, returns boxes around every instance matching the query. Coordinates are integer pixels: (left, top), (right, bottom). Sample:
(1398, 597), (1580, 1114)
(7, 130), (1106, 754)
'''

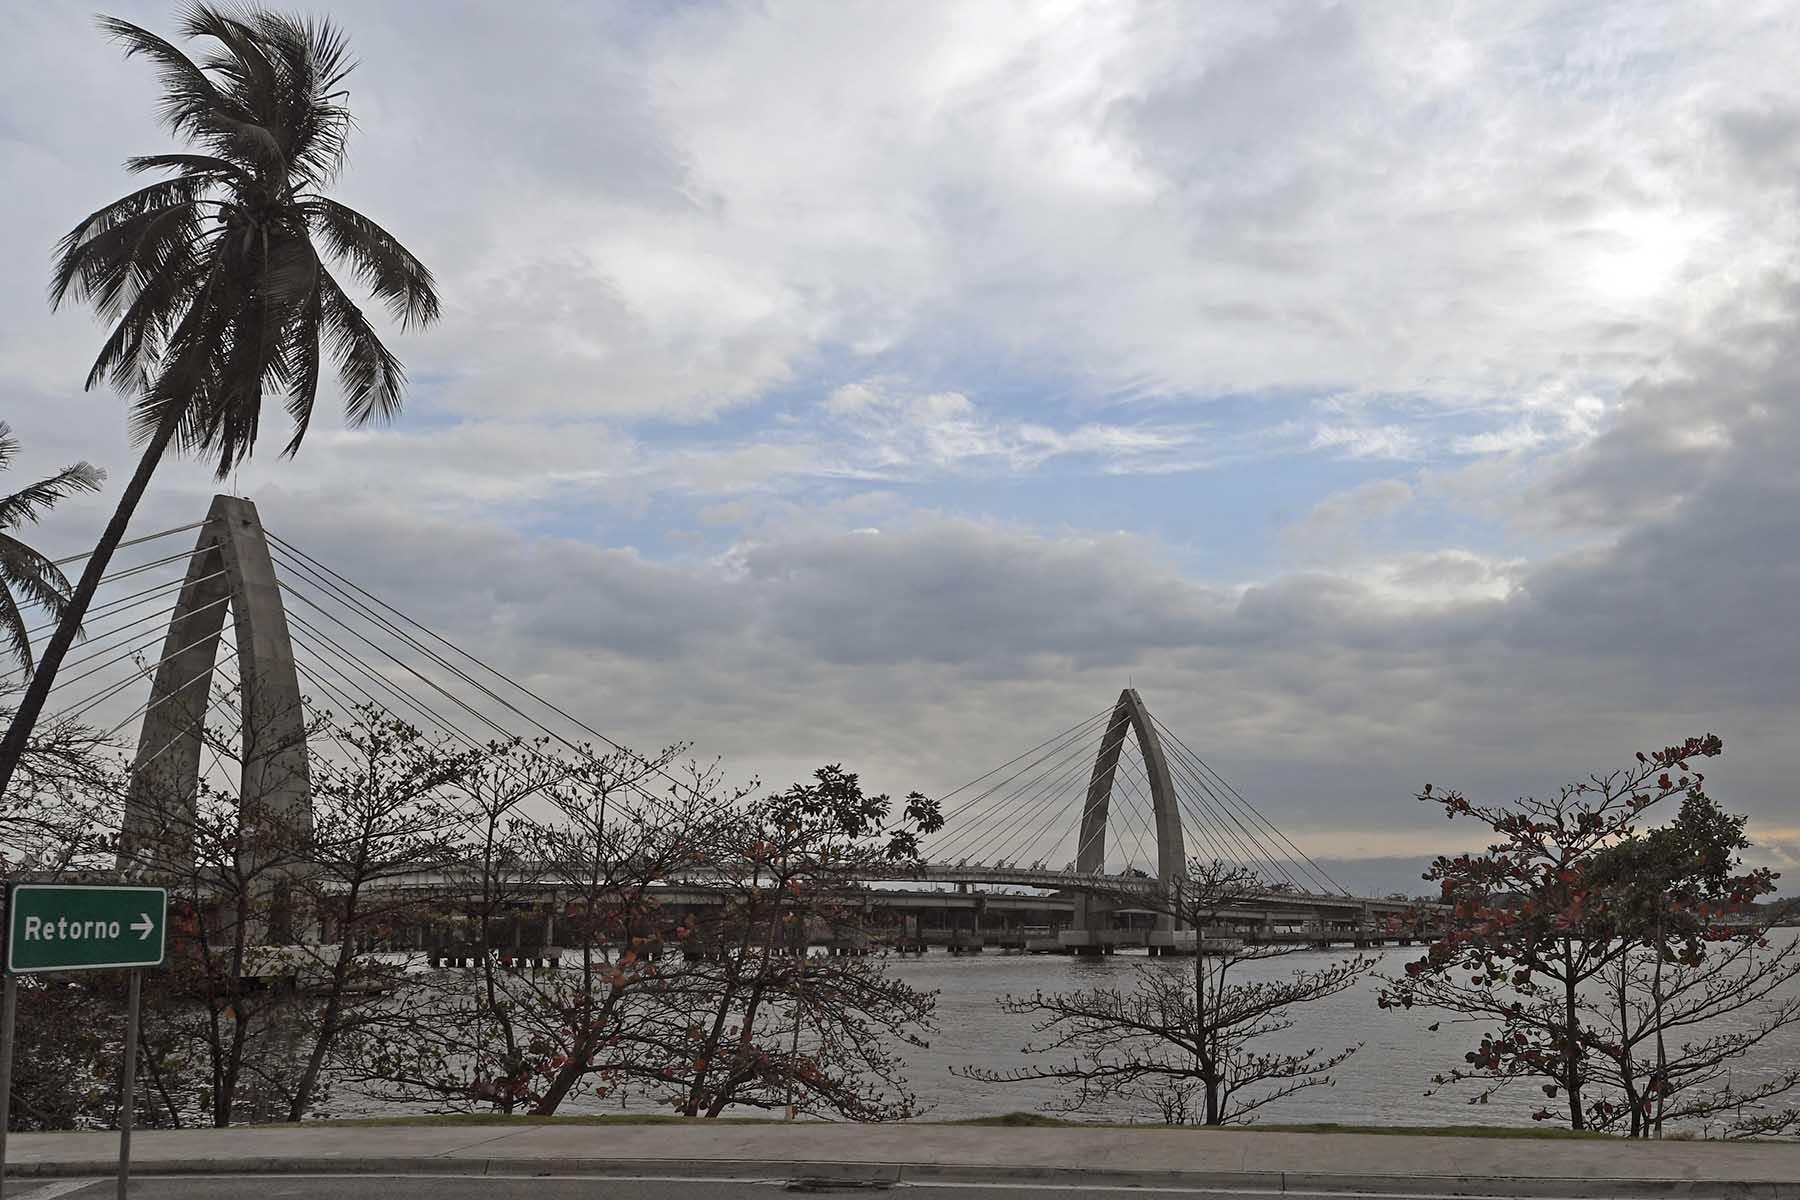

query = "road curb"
(6, 1155), (1797, 1197)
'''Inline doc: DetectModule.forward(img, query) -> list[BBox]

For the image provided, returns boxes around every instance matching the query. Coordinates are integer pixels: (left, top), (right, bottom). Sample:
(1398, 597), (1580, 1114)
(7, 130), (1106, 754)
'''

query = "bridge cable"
(989, 744), (1123, 870)
(1005, 763), (1122, 874)
(19, 568), (226, 643)
(1109, 744), (1232, 868)
(283, 634), (576, 855)
(941, 719), (1108, 854)
(1051, 734), (1159, 874)
(1134, 722), (1300, 885)
(1151, 715), (1345, 895)
(281, 605), (631, 834)
(14, 604), (181, 692)
(264, 530), (752, 822)
(984, 725), (1155, 875)
(128, 653), (246, 781)
(43, 596), (231, 699)
(280, 600), (528, 761)
(49, 521), (207, 568)
(931, 706), (1113, 821)
(928, 712), (1108, 852)
(43, 610), (237, 727)
(285, 652), (514, 850)
(926, 711), (1113, 860)
(931, 717), (1110, 863)
(1149, 747), (1297, 887)
(266, 542), (699, 818)
(1161, 748), (1302, 889)
(1159, 734), (1309, 887)
(951, 729), (1116, 868)
(1158, 723), (1341, 895)
(1101, 742), (1162, 875)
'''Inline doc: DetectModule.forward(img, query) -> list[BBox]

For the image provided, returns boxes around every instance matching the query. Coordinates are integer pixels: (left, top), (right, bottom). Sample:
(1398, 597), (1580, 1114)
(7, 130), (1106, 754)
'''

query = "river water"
(881, 940), (1800, 1129)
(889, 945), (1545, 1126)
(340, 936), (1793, 1130)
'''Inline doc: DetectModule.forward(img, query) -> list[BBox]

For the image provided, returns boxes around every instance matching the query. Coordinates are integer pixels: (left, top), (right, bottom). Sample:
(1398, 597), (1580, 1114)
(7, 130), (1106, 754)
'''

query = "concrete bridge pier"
(948, 905), (983, 954)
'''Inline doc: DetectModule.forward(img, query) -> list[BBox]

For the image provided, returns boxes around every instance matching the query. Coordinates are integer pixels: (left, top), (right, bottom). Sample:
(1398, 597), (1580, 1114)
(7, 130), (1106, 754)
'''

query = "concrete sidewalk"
(7, 1120), (1800, 1196)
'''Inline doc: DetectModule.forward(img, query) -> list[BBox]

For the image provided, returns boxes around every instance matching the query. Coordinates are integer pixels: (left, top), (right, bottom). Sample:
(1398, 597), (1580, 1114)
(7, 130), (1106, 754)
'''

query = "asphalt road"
(6, 1177), (1292, 1200)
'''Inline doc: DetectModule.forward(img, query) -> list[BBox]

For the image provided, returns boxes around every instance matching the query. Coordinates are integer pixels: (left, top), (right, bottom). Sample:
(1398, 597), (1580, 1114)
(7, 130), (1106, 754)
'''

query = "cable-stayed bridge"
(19, 495), (1438, 957)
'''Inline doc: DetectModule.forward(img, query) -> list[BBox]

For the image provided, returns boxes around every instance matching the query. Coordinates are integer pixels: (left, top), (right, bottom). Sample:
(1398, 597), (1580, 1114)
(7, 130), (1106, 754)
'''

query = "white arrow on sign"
(132, 913), (155, 940)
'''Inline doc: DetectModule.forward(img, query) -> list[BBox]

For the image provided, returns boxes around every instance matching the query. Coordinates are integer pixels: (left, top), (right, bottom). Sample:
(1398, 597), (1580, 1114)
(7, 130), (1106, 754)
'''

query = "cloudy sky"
(5, 1), (1800, 891)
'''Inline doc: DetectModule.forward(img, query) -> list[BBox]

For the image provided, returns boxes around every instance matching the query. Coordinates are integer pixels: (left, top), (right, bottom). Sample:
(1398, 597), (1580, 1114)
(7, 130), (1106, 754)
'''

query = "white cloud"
(1284, 479), (1416, 555)
(9, 1), (1800, 880)
(819, 380), (1204, 477)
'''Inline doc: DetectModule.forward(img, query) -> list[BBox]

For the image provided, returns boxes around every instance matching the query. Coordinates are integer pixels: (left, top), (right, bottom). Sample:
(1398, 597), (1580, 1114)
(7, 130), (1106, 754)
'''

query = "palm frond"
(183, 4), (314, 177)
(0, 534), (78, 615)
(85, 227), (213, 394)
(126, 152), (252, 185)
(97, 15), (236, 143)
(75, 200), (208, 330)
(250, 9), (354, 184)
(130, 252), (233, 451)
(0, 581), (32, 677)
(0, 423), (14, 473)
(0, 464), (105, 531)
(281, 269), (325, 456)
(50, 176), (210, 312)
(306, 197), (440, 329)
(64, 5), (432, 479)
(319, 267), (404, 428)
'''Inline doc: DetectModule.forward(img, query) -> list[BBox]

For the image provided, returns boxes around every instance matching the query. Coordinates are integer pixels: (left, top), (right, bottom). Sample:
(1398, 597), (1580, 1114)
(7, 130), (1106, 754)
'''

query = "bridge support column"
(1065, 688), (1188, 947)
(117, 495), (312, 945)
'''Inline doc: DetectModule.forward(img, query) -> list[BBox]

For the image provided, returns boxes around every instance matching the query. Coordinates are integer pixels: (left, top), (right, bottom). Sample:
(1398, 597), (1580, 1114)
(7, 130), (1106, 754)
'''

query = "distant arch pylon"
(117, 495), (312, 889)
(1069, 687), (1187, 946)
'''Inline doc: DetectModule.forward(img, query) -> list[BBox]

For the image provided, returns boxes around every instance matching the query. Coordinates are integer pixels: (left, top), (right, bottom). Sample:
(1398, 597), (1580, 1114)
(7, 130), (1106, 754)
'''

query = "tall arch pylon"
(116, 495), (312, 897)
(1065, 687), (1188, 953)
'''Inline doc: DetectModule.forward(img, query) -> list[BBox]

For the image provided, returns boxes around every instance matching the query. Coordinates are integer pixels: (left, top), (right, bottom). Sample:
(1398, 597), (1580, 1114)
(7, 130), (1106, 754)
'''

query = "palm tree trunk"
(0, 417), (178, 800)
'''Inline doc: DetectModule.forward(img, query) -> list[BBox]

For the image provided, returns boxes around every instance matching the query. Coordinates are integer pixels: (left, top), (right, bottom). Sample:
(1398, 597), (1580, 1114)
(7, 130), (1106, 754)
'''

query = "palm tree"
(0, 5), (439, 797)
(0, 424), (104, 677)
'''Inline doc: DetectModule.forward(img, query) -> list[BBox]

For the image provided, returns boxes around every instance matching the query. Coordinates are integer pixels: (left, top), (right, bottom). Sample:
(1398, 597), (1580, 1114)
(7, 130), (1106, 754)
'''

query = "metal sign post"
(0, 971), (15, 1200)
(2, 883), (168, 1198)
(117, 970), (140, 1200)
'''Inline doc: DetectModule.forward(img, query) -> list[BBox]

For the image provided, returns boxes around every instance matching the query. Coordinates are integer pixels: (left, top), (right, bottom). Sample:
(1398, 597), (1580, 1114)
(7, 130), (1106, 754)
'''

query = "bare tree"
(0, 701), (118, 875)
(964, 860), (1375, 1125)
(660, 765), (943, 1121)
(511, 751), (736, 1115)
(116, 675), (320, 1126)
(282, 706), (480, 1120)
(340, 735), (562, 1113)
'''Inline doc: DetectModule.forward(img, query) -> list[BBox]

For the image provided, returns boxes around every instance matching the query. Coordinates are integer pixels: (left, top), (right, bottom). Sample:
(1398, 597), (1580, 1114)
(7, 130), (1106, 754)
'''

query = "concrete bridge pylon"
(116, 495), (312, 927)
(1066, 687), (1187, 952)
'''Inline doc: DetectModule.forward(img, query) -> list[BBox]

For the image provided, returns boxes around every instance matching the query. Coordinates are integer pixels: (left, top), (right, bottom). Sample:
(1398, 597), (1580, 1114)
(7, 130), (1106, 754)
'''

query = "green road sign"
(4, 884), (168, 974)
